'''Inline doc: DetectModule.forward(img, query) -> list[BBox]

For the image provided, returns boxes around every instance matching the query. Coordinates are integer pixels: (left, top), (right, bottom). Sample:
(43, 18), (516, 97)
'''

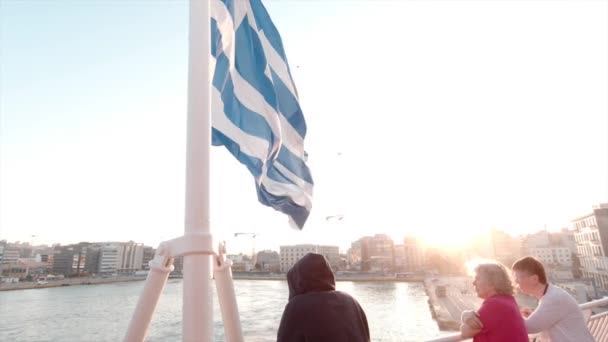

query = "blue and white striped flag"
(210, 0), (313, 229)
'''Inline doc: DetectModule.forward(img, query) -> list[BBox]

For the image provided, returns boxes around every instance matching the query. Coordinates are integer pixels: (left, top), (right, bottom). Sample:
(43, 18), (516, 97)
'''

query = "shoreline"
(0, 276), (147, 291)
(0, 274), (425, 291)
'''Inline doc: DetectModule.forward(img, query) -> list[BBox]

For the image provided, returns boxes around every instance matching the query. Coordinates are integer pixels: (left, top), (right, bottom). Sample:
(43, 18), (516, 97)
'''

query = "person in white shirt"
(512, 256), (595, 342)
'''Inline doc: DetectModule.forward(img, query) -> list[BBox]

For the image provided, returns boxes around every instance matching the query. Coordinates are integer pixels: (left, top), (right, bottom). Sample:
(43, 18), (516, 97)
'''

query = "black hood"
(286, 253), (335, 300)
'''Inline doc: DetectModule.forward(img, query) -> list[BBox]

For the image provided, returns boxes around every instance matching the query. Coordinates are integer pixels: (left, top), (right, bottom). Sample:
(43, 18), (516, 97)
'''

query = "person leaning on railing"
(511, 256), (595, 342)
(460, 262), (529, 342)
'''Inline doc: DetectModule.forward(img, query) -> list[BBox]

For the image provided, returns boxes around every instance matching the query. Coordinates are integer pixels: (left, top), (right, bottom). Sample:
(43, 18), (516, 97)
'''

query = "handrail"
(426, 297), (608, 342)
(580, 297), (608, 310)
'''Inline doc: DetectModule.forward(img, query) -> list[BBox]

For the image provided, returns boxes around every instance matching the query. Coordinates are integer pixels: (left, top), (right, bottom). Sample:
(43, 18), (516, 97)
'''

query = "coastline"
(0, 274), (425, 291)
(0, 276), (147, 291)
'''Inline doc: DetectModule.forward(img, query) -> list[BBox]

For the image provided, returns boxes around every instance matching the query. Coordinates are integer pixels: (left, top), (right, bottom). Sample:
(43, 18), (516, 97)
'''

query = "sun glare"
(413, 226), (491, 251)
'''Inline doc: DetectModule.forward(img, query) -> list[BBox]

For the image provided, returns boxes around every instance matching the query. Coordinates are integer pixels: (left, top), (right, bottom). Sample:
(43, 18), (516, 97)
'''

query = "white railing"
(426, 297), (608, 342)
(582, 298), (608, 341)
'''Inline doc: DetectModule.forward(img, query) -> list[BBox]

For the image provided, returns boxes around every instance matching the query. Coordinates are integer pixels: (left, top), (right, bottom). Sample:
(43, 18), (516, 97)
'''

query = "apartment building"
(347, 234), (395, 272)
(403, 236), (425, 272)
(573, 204), (608, 290)
(279, 244), (340, 272)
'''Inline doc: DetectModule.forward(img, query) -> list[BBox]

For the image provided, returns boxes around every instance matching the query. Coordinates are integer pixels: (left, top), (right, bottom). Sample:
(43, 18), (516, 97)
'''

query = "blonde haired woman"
(460, 263), (528, 342)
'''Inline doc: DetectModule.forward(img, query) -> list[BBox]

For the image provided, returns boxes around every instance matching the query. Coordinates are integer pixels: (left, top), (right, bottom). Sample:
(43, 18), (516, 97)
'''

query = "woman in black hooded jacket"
(277, 253), (370, 342)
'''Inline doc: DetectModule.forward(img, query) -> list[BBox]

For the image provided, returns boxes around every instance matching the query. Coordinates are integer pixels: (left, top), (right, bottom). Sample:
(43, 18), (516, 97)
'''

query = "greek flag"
(210, 0), (313, 229)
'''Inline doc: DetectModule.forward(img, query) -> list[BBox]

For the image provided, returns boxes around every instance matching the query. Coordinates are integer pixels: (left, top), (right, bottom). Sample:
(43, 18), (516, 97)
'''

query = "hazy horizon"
(0, 223), (585, 256)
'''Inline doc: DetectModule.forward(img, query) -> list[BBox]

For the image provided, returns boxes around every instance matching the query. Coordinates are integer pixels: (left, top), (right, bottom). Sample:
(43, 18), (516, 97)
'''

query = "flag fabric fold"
(210, 0), (313, 229)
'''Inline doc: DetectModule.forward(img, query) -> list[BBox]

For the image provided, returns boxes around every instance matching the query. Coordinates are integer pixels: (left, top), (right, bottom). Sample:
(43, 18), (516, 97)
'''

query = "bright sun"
(389, 225), (493, 251)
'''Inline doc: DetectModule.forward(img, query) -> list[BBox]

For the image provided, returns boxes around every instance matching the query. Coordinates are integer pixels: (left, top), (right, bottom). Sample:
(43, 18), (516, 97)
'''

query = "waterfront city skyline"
(1, 1), (607, 254)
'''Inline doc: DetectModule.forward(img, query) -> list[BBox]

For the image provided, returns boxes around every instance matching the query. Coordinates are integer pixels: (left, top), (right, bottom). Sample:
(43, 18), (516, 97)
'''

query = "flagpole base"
(123, 235), (243, 342)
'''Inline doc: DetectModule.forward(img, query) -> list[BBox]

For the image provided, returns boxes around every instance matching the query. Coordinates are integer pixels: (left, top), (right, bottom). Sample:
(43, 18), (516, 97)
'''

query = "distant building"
(573, 203), (608, 291)
(45, 253), (54, 273)
(426, 247), (467, 275)
(142, 246), (155, 271)
(22, 260), (48, 279)
(368, 235), (395, 272)
(491, 228), (522, 267)
(118, 241), (144, 274)
(347, 235), (395, 272)
(394, 244), (405, 271)
(530, 246), (572, 267)
(0, 249), (19, 265)
(98, 243), (120, 275)
(84, 246), (101, 274)
(347, 240), (364, 270)
(227, 254), (253, 272)
(549, 267), (575, 282)
(524, 230), (551, 249)
(1, 264), (27, 279)
(255, 250), (280, 272)
(317, 245), (340, 271)
(18, 246), (34, 259)
(52, 243), (92, 276)
(0, 258), (47, 280)
(279, 244), (340, 272)
(522, 228), (578, 281)
(280, 244), (317, 272)
(97, 241), (144, 275)
(52, 247), (73, 276)
(173, 255), (184, 274)
(403, 236), (425, 272)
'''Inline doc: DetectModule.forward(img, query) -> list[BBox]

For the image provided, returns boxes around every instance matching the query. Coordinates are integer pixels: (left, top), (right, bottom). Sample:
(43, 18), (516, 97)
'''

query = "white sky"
(1, 0), (607, 254)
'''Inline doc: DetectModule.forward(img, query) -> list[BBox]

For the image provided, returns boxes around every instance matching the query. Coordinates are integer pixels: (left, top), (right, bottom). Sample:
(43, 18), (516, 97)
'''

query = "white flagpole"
(183, 0), (212, 341)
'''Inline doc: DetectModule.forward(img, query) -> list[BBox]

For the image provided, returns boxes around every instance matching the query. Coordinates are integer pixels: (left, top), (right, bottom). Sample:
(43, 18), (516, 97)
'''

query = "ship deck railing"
(426, 297), (608, 342)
